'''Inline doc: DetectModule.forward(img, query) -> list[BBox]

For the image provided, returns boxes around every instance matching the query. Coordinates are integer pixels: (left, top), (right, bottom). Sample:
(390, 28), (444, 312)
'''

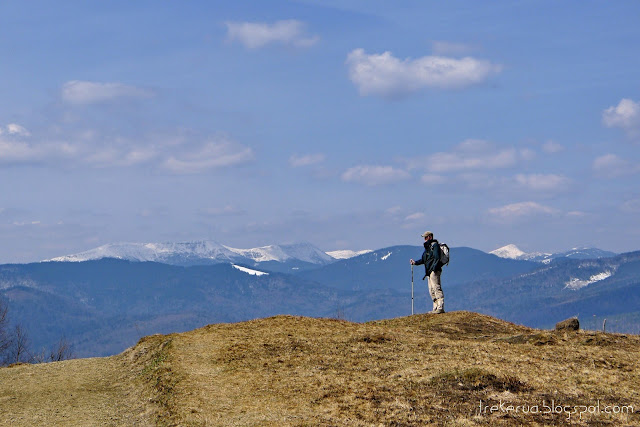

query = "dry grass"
(0, 354), (152, 425)
(1, 311), (639, 426)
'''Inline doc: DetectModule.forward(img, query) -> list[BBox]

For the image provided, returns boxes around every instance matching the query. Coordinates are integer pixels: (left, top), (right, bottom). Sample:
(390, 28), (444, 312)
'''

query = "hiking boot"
(428, 309), (445, 314)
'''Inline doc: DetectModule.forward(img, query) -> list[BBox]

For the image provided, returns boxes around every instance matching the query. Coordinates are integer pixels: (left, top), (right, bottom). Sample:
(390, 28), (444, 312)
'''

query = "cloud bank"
(407, 139), (530, 173)
(593, 154), (640, 178)
(488, 201), (558, 222)
(603, 98), (640, 138)
(225, 20), (319, 49)
(346, 49), (502, 98)
(514, 173), (571, 192)
(0, 121), (254, 173)
(289, 153), (325, 167)
(603, 98), (640, 129)
(163, 139), (254, 174)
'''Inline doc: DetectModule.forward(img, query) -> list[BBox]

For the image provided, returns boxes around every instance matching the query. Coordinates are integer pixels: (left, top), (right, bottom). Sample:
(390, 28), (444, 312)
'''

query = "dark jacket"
(414, 239), (442, 279)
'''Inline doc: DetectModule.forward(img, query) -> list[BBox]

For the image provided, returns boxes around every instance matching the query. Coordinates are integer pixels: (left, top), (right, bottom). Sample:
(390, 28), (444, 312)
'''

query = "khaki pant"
(428, 270), (444, 311)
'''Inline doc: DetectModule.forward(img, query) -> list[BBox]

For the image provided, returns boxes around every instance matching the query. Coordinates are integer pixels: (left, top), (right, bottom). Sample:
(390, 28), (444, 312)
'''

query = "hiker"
(410, 231), (445, 314)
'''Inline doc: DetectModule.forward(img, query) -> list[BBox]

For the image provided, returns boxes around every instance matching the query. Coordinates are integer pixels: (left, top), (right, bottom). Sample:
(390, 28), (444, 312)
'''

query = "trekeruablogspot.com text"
(477, 399), (634, 422)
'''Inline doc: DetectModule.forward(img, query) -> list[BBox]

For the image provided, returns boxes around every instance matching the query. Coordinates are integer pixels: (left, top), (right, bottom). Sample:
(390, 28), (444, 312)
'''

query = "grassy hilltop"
(1, 312), (639, 426)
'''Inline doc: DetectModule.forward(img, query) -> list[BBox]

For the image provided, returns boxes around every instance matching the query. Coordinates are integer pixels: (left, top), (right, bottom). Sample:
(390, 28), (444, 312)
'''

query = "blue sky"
(1, 0), (640, 262)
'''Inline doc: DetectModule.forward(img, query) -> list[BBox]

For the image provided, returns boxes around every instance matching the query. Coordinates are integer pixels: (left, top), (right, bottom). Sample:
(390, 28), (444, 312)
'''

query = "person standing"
(410, 231), (445, 314)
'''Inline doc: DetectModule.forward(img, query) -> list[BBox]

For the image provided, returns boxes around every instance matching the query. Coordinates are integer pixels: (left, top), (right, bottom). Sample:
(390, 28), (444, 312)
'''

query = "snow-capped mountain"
(490, 244), (616, 263)
(47, 240), (334, 269)
(49, 241), (241, 264)
(232, 243), (335, 264)
(489, 244), (528, 259)
(489, 244), (550, 262)
(326, 249), (373, 260)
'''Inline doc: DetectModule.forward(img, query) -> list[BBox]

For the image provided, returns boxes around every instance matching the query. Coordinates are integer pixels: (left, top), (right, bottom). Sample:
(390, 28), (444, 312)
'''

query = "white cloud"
(427, 148), (508, 172)
(488, 201), (558, 222)
(593, 154), (640, 178)
(289, 153), (325, 167)
(602, 98), (640, 133)
(514, 173), (571, 191)
(346, 49), (502, 98)
(0, 124), (254, 174)
(0, 129), (76, 164)
(341, 165), (410, 186)
(0, 139), (38, 162)
(6, 123), (30, 136)
(163, 139), (254, 173)
(62, 80), (152, 105)
(408, 139), (521, 173)
(225, 20), (319, 49)
(12, 221), (42, 226)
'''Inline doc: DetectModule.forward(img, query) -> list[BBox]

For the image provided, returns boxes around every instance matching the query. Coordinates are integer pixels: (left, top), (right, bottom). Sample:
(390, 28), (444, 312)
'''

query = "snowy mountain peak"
(226, 242), (334, 264)
(49, 241), (239, 264)
(489, 244), (615, 263)
(490, 244), (526, 259)
(47, 240), (334, 267)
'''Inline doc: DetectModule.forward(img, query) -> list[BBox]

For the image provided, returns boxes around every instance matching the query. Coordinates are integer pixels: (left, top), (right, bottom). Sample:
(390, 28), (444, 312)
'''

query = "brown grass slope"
(1, 311), (639, 426)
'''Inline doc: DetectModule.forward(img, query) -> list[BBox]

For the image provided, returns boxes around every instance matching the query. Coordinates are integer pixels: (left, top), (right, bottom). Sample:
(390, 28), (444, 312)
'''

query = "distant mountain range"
(489, 244), (617, 263)
(0, 240), (635, 359)
(47, 241), (616, 267)
(47, 241), (336, 273)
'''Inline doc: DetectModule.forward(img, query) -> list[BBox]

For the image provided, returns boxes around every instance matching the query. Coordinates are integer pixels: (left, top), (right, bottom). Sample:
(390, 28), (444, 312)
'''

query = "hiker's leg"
(430, 271), (444, 312)
(427, 274), (437, 311)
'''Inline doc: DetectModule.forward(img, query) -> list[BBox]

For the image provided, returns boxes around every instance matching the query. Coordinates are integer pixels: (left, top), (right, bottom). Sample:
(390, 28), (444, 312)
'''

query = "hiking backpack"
(436, 242), (450, 267)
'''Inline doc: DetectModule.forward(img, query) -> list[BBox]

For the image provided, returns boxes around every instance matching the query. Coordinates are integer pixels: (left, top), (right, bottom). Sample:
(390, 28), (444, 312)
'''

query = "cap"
(421, 231), (433, 238)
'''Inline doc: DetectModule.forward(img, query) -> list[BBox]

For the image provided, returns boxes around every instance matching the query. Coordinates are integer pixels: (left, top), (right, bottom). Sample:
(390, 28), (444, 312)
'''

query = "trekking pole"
(411, 264), (414, 315)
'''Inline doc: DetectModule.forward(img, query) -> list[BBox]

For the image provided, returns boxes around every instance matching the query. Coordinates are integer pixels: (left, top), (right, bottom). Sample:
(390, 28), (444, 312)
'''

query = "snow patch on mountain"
(564, 271), (612, 290)
(326, 249), (373, 260)
(381, 251), (392, 261)
(232, 264), (269, 276)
